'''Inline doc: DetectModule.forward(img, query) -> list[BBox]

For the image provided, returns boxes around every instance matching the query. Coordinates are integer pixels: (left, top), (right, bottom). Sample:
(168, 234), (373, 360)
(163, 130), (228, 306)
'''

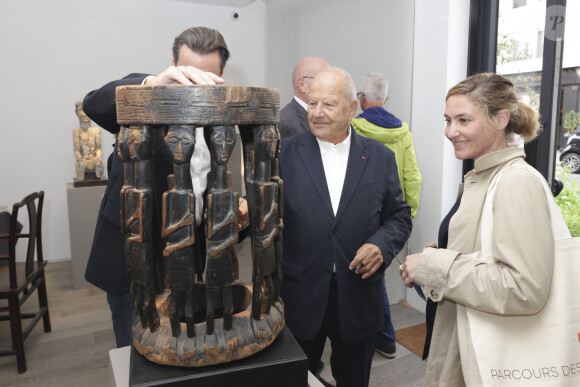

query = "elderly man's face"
(308, 73), (357, 144)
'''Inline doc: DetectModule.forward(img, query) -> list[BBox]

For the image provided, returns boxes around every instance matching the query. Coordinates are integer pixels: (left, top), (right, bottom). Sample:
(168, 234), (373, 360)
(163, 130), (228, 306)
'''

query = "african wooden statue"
(161, 125), (198, 338)
(270, 126), (284, 302)
(248, 125), (279, 326)
(117, 126), (134, 275)
(122, 126), (159, 332)
(74, 100), (105, 181)
(205, 125), (239, 337)
(115, 84), (283, 368)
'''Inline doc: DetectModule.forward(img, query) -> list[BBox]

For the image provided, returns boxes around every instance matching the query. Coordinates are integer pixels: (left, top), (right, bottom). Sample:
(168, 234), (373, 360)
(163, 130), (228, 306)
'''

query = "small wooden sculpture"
(73, 100), (105, 181)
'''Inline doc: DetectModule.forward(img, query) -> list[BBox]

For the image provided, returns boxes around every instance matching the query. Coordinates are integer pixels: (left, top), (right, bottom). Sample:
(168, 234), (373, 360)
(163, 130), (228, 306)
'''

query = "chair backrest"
(6, 191), (44, 290)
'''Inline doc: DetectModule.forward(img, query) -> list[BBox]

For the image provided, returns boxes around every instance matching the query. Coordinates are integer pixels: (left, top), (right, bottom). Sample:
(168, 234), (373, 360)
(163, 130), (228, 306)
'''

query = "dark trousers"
(107, 291), (135, 348)
(375, 276), (396, 351)
(295, 277), (375, 387)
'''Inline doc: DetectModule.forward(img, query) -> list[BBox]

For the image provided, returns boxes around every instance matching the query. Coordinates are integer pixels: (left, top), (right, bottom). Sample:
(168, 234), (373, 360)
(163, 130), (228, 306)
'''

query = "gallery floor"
(0, 239), (427, 386)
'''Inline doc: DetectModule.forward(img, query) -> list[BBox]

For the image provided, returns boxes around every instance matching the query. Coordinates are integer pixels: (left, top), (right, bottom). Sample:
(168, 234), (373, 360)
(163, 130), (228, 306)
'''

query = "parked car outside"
(560, 128), (580, 174)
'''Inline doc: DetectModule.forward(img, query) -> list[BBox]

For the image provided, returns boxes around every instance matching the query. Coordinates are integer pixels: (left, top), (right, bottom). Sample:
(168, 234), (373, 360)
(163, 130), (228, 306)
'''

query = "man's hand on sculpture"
(144, 66), (224, 86)
(349, 243), (383, 279)
(238, 197), (249, 230)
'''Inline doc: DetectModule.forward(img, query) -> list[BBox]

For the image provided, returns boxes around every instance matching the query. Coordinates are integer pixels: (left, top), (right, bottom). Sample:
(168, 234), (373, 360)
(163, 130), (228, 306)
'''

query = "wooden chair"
(0, 191), (51, 373)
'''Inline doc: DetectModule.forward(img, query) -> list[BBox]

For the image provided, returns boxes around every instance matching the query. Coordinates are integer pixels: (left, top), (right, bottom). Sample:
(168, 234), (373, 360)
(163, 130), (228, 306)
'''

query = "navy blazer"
(279, 129), (412, 343)
(83, 73), (175, 293)
(278, 98), (310, 139)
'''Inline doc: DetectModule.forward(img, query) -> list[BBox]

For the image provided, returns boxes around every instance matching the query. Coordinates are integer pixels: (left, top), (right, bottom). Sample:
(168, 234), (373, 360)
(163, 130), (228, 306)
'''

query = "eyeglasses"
(357, 91), (365, 100)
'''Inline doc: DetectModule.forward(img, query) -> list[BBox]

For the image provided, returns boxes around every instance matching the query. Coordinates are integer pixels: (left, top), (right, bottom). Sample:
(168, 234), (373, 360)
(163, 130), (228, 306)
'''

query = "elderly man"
(279, 67), (412, 387)
(278, 56), (329, 139)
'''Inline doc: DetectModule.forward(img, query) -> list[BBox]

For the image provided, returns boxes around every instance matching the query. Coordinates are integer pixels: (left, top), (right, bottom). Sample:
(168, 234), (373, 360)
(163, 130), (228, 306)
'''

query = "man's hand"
(144, 66), (224, 86)
(349, 243), (383, 279)
(238, 197), (249, 230)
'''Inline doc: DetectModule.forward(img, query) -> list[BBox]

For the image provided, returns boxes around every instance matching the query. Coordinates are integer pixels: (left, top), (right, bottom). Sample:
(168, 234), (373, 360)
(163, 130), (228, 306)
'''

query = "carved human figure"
(73, 100), (105, 180)
(118, 127), (135, 272)
(205, 126), (239, 337)
(250, 125), (279, 323)
(124, 126), (159, 332)
(162, 125), (198, 338)
(270, 127), (284, 302)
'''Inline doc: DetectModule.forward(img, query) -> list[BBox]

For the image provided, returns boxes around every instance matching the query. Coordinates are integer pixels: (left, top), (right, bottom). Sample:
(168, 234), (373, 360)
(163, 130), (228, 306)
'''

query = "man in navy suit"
(279, 67), (412, 387)
(83, 27), (249, 348)
(278, 57), (329, 139)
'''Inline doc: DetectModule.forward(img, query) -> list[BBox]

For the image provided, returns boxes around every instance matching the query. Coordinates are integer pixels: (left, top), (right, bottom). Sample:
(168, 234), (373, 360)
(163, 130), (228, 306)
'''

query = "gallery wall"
(0, 0), (268, 262)
(265, 0), (414, 125)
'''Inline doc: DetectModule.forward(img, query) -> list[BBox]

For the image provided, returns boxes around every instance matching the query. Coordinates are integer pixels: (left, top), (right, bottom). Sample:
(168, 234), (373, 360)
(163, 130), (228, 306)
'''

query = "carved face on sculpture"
(126, 127), (153, 161)
(210, 126), (236, 165)
(256, 126), (277, 161)
(117, 127), (132, 163)
(165, 126), (195, 165)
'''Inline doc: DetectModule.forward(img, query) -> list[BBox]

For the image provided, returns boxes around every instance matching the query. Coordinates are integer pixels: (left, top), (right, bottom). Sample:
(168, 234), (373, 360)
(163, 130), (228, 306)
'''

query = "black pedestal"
(129, 327), (308, 387)
(73, 177), (108, 187)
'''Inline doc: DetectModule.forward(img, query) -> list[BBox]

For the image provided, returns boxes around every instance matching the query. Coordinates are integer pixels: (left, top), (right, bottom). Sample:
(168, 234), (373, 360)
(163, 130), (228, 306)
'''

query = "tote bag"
(465, 166), (580, 386)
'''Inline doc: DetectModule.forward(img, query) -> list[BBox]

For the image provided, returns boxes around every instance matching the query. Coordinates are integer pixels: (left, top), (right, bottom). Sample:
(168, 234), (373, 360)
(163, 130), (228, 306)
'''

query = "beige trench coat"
(415, 147), (554, 386)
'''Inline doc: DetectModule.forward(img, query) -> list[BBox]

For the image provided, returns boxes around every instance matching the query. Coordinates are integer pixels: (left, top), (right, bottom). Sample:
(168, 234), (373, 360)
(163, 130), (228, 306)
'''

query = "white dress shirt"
(294, 95), (308, 111)
(191, 127), (211, 225)
(316, 126), (351, 215)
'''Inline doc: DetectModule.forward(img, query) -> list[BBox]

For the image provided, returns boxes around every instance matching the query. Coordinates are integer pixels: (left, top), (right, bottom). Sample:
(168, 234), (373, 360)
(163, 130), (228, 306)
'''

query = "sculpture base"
(73, 177), (108, 187)
(133, 285), (285, 367)
(129, 327), (308, 387)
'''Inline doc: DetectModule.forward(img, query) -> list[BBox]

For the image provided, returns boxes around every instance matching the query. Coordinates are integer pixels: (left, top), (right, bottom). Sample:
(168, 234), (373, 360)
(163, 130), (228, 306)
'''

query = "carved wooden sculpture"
(115, 85), (283, 367)
(123, 126), (159, 332)
(74, 100), (105, 181)
(241, 125), (280, 340)
(205, 125), (239, 340)
(162, 125), (198, 338)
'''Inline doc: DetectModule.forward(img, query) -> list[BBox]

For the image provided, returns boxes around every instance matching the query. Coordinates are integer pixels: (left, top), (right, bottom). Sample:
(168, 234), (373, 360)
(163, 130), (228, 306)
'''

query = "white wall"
(0, 0), (266, 261)
(406, 0), (469, 311)
(265, 0), (414, 123)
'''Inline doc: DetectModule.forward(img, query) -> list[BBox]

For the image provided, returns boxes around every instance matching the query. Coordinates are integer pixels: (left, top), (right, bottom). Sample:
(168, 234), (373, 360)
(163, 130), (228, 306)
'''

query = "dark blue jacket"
(279, 128), (412, 343)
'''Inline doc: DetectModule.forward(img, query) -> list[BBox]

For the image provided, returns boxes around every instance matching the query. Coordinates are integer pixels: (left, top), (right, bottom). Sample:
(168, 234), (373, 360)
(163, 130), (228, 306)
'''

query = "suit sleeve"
(366, 151), (413, 267)
(83, 73), (149, 135)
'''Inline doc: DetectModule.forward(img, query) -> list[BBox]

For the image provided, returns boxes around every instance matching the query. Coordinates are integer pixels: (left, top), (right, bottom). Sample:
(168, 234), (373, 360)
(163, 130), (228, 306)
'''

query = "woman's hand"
(401, 253), (421, 288)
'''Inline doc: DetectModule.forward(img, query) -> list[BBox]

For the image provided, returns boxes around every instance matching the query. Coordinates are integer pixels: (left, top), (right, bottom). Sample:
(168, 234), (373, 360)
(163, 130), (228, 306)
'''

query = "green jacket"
(351, 117), (422, 217)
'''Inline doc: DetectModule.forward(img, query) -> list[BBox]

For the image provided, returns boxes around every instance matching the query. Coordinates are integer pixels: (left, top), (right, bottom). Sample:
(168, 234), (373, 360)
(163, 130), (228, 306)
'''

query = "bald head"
(291, 56), (330, 102)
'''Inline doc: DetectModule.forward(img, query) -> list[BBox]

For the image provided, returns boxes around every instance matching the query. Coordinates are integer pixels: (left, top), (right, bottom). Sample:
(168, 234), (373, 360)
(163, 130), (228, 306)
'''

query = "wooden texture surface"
(116, 85), (280, 126)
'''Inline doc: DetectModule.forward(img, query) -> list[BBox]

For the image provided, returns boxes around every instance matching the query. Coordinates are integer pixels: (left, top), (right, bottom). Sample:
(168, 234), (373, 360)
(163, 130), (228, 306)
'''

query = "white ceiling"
(172, 0), (257, 7)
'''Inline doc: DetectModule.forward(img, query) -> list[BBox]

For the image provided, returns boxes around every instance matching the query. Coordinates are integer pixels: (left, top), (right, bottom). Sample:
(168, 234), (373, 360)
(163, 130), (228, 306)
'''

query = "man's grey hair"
(361, 72), (389, 101)
(313, 67), (357, 103)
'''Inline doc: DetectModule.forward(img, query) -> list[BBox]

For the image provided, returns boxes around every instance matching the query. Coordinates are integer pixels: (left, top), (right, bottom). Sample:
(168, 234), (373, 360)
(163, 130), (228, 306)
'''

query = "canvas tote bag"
(464, 165), (580, 386)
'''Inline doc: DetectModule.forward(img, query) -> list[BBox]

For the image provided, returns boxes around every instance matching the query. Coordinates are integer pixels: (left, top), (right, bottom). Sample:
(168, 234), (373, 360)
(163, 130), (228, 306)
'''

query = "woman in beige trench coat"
(401, 73), (553, 387)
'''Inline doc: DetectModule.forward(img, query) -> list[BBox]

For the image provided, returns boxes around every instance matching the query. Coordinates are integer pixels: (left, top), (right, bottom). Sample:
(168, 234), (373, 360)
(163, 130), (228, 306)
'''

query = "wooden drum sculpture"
(115, 85), (284, 367)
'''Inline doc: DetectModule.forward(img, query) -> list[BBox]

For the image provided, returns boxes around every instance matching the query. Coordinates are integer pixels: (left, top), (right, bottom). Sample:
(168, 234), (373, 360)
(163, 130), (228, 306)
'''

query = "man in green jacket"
(351, 72), (422, 359)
